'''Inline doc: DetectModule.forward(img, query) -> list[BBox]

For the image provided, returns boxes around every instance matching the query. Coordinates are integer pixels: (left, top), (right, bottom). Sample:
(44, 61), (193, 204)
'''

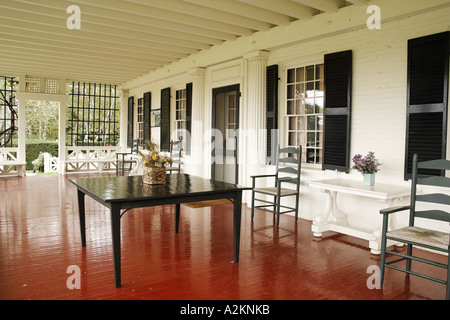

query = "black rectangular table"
(69, 173), (250, 288)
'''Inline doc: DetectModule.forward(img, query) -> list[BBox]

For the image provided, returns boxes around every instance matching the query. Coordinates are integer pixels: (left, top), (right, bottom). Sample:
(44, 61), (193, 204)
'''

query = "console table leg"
(312, 189), (332, 237)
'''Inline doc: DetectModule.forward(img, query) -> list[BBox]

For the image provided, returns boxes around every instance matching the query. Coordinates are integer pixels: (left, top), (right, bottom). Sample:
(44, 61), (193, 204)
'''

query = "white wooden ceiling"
(0, 0), (368, 85)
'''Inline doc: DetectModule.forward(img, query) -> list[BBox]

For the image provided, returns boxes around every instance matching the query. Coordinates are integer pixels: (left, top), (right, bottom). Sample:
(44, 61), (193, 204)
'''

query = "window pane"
(305, 99), (315, 114)
(306, 66), (315, 81)
(289, 132), (297, 146)
(298, 116), (306, 131)
(287, 84), (295, 99)
(296, 67), (305, 82)
(307, 116), (316, 130)
(287, 100), (295, 114)
(315, 97), (323, 113)
(287, 69), (295, 83)
(296, 83), (305, 98)
(317, 115), (324, 131)
(296, 100), (304, 114)
(315, 81), (324, 95)
(316, 65), (324, 79)
(307, 132), (315, 147)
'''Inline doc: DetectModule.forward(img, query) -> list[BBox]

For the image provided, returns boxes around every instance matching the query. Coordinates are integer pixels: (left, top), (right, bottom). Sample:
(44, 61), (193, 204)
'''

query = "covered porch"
(0, 173), (447, 300)
(1, 0), (450, 301)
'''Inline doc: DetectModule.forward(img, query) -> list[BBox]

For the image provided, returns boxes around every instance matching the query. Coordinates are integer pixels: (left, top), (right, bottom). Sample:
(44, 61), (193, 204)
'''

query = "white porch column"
(58, 95), (69, 174)
(187, 67), (206, 177)
(16, 95), (26, 164)
(120, 89), (129, 152)
(243, 51), (269, 195)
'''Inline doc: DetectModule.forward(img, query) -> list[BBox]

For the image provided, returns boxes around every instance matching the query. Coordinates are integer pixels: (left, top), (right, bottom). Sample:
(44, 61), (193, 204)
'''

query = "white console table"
(309, 179), (411, 254)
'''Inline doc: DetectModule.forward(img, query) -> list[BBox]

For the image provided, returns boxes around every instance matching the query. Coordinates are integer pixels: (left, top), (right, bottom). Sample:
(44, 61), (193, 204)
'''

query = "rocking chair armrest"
(380, 205), (411, 215)
(250, 174), (276, 188)
(250, 174), (276, 180)
(276, 177), (297, 185)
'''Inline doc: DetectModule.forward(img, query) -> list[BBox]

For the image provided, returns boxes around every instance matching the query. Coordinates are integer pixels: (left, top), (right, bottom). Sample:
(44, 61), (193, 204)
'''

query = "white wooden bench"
(0, 148), (26, 177)
(0, 161), (27, 177)
(61, 147), (119, 174)
(61, 158), (118, 174)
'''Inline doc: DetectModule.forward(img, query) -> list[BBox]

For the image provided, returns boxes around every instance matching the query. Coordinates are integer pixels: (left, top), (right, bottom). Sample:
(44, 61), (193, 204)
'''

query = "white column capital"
(244, 50), (269, 62)
(188, 67), (206, 77)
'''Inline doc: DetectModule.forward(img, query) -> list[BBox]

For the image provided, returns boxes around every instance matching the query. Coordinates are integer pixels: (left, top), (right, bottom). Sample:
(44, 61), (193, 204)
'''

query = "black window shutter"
(127, 96), (134, 148)
(143, 92), (151, 143)
(405, 31), (449, 179)
(322, 50), (352, 172)
(266, 64), (278, 165)
(185, 82), (192, 155)
(160, 87), (171, 151)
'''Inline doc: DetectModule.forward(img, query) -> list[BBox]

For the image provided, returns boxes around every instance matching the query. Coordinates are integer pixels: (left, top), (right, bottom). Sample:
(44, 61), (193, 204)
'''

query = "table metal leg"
(110, 204), (121, 288)
(174, 203), (180, 233)
(233, 191), (242, 263)
(77, 189), (86, 247)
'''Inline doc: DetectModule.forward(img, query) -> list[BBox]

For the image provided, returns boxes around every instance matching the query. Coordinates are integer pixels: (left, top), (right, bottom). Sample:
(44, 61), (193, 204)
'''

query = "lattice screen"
(67, 82), (120, 147)
(25, 76), (60, 94)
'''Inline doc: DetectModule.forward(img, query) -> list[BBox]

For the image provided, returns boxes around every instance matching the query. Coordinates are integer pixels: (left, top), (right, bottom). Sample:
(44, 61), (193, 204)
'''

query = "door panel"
(212, 85), (239, 184)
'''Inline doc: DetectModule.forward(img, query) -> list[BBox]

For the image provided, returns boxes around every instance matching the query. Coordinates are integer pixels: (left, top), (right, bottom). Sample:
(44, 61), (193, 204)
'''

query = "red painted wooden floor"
(0, 174), (448, 300)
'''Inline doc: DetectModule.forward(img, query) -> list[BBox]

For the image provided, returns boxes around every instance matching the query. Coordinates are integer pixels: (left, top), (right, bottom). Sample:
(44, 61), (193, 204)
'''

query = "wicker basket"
(143, 167), (166, 185)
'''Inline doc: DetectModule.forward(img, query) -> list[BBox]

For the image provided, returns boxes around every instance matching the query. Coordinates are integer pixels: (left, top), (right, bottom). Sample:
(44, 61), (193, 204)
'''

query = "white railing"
(0, 148), (19, 162)
(43, 153), (59, 173)
(62, 146), (120, 174)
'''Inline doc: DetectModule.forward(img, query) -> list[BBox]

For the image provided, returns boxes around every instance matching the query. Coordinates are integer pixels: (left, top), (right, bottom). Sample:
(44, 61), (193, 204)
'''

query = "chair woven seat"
(387, 226), (449, 251)
(253, 187), (298, 196)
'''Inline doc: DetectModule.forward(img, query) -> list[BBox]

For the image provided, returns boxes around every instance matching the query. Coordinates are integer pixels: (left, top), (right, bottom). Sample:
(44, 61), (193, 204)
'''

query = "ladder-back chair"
(167, 140), (182, 173)
(116, 139), (139, 176)
(379, 154), (450, 300)
(250, 145), (302, 226)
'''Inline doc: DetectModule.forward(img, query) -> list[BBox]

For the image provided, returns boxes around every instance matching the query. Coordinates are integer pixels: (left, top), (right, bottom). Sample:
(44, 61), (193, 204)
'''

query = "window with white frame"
(286, 64), (324, 164)
(175, 88), (186, 150)
(137, 97), (144, 146)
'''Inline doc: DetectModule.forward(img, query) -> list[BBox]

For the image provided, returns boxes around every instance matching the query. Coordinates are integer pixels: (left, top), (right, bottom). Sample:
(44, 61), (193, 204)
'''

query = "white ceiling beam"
(0, 26), (187, 60)
(184, 0), (293, 26)
(0, 49), (155, 73)
(70, 0), (254, 36)
(292, 0), (345, 13)
(0, 5), (211, 51)
(0, 18), (191, 59)
(0, 57), (148, 78)
(13, 0), (227, 45)
(0, 40), (168, 67)
(346, 0), (370, 5)
(0, 31), (176, 64)
(237, 0), (318, 20)
(126, 0), (273, 31)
